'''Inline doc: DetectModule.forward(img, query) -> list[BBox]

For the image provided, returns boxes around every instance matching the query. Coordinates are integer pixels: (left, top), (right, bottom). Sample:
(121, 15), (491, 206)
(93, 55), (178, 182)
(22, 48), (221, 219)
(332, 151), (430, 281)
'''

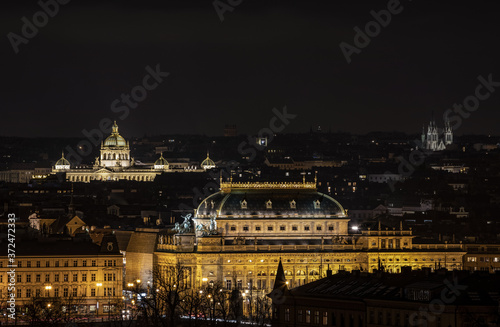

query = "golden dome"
(201, 151), (216, 169)
(103, 121), (127, 147)
(55, 151), (70, 167)
(154, 153), (169, 170)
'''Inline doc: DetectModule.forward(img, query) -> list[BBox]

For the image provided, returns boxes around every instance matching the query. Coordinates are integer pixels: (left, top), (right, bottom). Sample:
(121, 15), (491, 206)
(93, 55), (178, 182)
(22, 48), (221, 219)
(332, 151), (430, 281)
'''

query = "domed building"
(193, 178), (348, 238)
(154, 153), (169, 171)
(52, 121), (208, 182)
(54, 151), (71, 171)
(200, 151), (216, 170)
(145, 179), (464, 297)
(100, 121), (131, 168)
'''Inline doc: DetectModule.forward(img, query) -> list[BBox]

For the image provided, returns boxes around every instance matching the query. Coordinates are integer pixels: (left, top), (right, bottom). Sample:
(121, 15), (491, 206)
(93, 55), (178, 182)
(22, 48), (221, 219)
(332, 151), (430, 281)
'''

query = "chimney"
(326, 264), (332, 277)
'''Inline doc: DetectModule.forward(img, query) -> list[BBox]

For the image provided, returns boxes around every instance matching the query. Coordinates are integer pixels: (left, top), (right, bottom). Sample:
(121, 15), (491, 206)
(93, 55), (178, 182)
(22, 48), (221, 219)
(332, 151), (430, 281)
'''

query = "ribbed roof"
(196, 186), (345, 218)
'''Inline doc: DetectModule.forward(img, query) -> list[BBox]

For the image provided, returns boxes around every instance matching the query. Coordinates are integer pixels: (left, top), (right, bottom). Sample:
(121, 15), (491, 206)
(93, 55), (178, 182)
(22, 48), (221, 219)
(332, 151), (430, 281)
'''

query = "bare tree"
(137, 262), (191, 327)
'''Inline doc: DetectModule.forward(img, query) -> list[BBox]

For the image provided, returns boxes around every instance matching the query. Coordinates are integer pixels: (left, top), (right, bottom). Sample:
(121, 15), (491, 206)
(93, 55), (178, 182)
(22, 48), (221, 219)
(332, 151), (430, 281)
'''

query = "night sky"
(1, 0), (500, 138)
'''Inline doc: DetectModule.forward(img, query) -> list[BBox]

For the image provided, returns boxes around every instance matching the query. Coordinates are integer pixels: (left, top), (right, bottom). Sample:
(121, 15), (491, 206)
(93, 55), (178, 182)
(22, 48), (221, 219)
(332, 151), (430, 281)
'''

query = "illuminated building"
(0, 235), (123, 317)
(127, 180), (466, 296)
(421, 119), (453, 151)
(51, 121), (212, 182)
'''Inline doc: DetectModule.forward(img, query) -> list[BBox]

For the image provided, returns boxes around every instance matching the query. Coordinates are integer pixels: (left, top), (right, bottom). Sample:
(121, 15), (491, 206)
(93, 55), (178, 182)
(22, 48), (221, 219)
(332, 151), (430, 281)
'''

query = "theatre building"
(126, 180), (466, 297)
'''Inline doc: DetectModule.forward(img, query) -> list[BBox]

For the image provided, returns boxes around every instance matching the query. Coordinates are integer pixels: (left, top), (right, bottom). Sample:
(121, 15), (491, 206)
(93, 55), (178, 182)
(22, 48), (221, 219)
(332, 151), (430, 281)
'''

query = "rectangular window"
(36, 289), (41, 297)
(91, 274), (96, 282)
(113, 260), (116, 266)
(17, 275), (21, 283)
(322, 312), (328, 325)
(26, 275), (31, 283)
(92, 260), (96, 267)
(82, 260), (87, 267)
(55, 261), (59, 267)
(316, 226), (322, 231)
(54, 274), (59, 282)
(73, 260), (78, 267)
(73, 274), (78, 282)
(237, 280), (242, 289)
(226, 280), (232, 290)
(298, 310), (303, 322)
(255, 226), (261, 231)
(315, 311), (320, 324)
(292, 226), (298, 231)
(91, 288), (96, 297)
(54, 288), (59, 297)
(36, 274), (41, 282)
(36, 261), (41, 268)
(230, 226), (236, 231)
(17, 289), (21, 298)
(243, 226), (249, 231)
(64, 274), (68, 282)
(64, 261), (68, 267)
(280, 226), (286, 231)
(17, 261), (22, 268)
(82, 273), (87, 282)
(304, 226), (310, 231)
(63, 288), (68, 297)
(45, 274), (50, 282)
(268, 226), (273, 231)
(285, 308), (290, 322)
(306, 310), (311, 323)
(27, 261), (31, 268)
(26, 289), (32, 298)
(328, 226), (334, 231)
(46, 261), (50, 267)
(73, 288), (78, 297)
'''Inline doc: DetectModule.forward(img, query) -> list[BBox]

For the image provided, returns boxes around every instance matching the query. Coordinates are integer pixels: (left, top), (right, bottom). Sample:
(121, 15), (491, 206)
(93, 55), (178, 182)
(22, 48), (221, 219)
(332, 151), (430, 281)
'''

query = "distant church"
(421, 119), (453, 151)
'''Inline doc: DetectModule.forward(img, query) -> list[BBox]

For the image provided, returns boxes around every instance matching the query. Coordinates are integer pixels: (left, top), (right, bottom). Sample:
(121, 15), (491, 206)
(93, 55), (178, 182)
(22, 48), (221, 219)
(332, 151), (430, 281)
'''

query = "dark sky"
(1, 0), (500, 138)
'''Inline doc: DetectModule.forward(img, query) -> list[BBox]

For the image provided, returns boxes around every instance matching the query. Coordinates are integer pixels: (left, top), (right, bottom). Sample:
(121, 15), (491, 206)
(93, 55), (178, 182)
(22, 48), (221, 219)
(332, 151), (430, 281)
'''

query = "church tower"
(444, 120), (453, 145)
(426, 120), (438, 151)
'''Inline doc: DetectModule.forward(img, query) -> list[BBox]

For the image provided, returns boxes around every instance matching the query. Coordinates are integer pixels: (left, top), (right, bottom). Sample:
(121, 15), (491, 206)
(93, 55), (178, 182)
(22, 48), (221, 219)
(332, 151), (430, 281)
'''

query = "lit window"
(290, 200), (296, 209)
(266, 200), (272, 209)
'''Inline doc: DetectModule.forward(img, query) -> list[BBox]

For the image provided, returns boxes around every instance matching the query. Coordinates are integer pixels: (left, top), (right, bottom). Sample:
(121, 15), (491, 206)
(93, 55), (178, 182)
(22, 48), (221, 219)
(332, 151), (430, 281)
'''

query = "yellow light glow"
(96, 283), (102, 287)
(202, 278), (208, 282)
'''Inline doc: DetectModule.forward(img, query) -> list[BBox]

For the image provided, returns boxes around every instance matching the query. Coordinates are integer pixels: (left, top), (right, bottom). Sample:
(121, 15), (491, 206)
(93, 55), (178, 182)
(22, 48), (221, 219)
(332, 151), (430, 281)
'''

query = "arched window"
(241, 199), (247, 209)
(266, 200), (272, 209)
(290, 200), (296, 209)
(314, 200), (321, 209)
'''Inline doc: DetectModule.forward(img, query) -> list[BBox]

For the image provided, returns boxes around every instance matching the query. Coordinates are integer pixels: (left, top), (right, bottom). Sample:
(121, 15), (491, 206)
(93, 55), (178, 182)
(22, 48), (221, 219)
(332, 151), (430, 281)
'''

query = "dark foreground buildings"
(270, 263), (500, 327)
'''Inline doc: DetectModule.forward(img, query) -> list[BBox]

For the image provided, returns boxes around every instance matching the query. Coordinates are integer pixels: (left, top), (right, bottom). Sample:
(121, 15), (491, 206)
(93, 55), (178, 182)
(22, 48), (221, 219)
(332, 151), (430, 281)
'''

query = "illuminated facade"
(0, 236), (123, 317)
(126, 180), (466, 297)
(52, 121), (208, 182)
(421, 119), (453, 151)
